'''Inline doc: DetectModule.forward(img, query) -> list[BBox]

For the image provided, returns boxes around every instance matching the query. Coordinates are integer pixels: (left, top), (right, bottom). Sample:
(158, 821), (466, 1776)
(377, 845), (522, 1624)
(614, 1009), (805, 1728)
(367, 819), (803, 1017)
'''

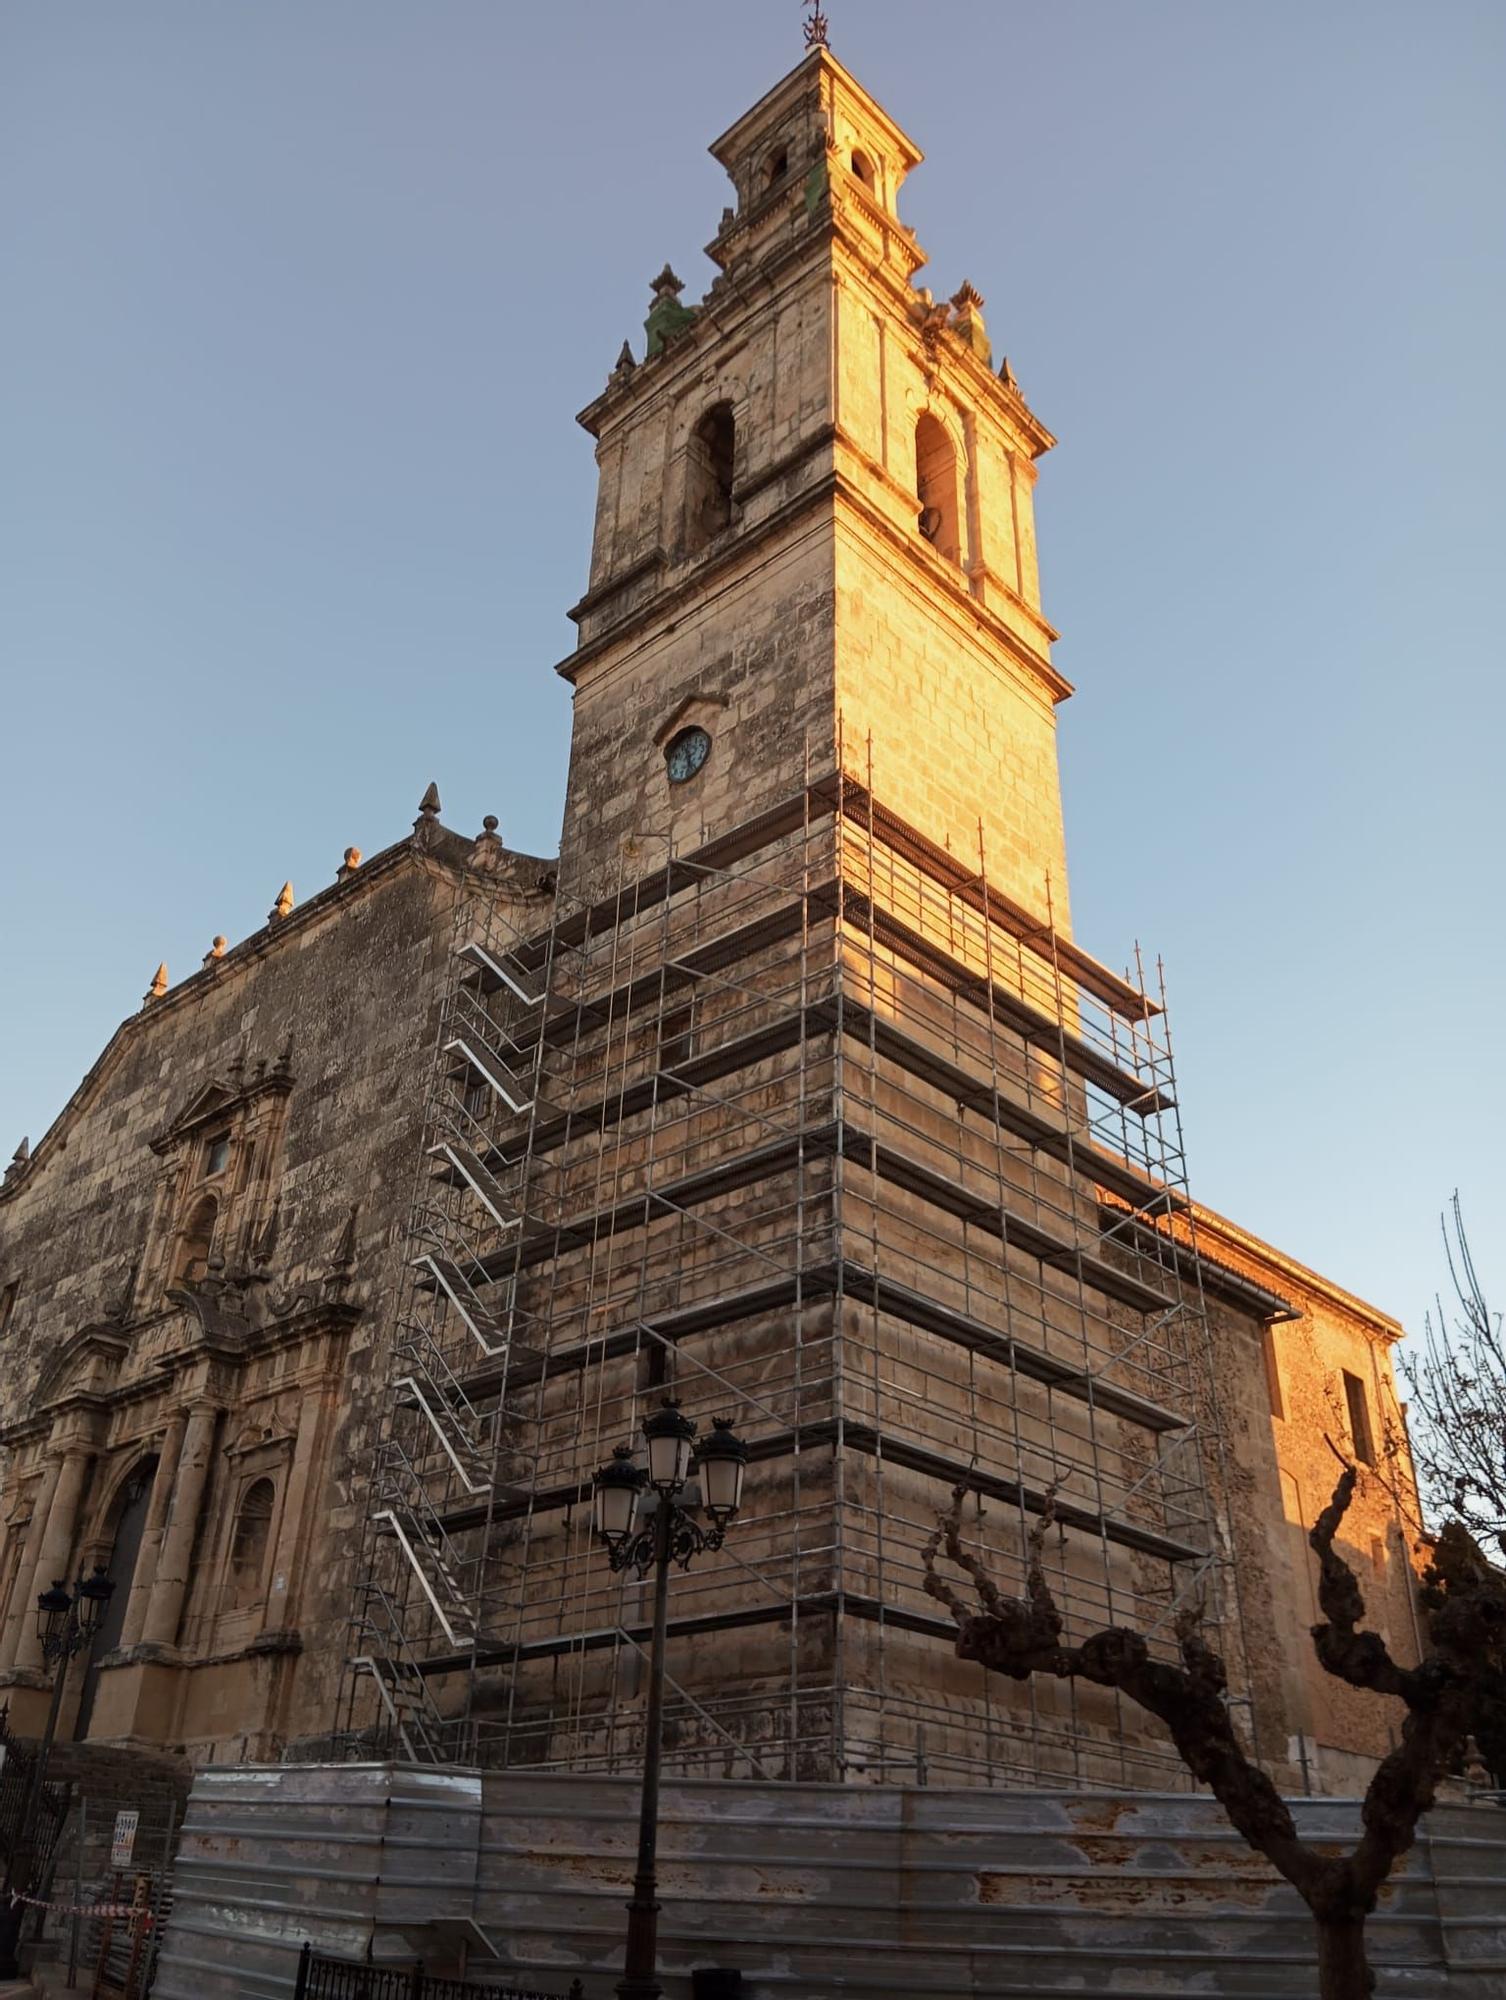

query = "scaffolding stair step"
(443, 1031), (541, 1117)
(428, 1140), (524, 1231)
(412, 1252), (512, 1357)
(371, 1505), (476, 1651)
(457, 939), (548, 1007)
(349, 1654), (445, 1761)
(392, 1373), (493, 1495)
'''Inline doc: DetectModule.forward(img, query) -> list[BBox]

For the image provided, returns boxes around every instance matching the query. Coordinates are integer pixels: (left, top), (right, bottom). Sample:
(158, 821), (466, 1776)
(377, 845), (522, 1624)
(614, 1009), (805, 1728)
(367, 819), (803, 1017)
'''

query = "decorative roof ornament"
(269, 881), (295, 924)
(337, 845), (362, 880)
(949, 281), (991, 364)
(612, 340), (636, 384)
(418, 781), (442, 820)
(3, 1140), (27, 1188)
(203, 935), (228, 966)
(645, 265), (697, 357)
(803, 2), (831, 50)
(144, 962), (169, 1005)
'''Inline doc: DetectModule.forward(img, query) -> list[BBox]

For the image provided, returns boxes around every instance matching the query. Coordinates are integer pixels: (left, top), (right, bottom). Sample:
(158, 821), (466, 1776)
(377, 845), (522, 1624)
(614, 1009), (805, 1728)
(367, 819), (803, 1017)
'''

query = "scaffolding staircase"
(342, 762), (1239, 1788)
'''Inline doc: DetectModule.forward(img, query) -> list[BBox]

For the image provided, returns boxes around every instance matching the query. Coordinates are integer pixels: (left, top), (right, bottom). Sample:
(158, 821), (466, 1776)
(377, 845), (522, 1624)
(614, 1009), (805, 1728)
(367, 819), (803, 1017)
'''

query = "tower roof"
(709, 45), (923, 185)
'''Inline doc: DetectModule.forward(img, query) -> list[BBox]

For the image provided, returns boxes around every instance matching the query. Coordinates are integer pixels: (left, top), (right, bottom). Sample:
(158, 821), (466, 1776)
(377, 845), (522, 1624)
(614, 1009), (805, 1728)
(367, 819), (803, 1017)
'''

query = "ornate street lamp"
(592, 1402), (748, 2000)
(0, 1566), (116, 1977)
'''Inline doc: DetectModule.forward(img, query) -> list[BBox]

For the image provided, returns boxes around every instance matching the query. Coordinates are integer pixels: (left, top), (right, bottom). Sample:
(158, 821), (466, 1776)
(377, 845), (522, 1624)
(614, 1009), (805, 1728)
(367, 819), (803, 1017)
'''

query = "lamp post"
(592, 1405), (748, 2000)
(0, 1566), (116, 1978)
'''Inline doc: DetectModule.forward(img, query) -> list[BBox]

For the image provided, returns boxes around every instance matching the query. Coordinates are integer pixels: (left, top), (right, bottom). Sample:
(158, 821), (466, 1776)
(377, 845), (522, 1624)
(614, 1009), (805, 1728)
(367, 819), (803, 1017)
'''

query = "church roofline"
(1188, 1200), (1406, 1344)
(2, 812), (556, 1206)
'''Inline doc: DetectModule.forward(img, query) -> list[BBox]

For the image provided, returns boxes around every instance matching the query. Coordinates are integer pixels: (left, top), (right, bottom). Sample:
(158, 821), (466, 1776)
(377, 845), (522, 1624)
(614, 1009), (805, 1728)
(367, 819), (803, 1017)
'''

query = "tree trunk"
(1315, 1914), (1374, 2000)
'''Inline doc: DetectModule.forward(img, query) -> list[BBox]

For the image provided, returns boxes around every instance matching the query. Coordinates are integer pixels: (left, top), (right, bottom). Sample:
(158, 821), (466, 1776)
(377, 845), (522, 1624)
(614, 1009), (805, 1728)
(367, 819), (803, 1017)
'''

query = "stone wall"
(0, 812), (553, 1760)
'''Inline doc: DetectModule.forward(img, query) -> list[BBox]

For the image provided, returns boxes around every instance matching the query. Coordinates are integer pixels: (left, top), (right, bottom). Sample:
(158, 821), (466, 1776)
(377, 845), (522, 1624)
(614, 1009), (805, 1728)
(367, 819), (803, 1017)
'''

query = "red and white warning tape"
(6, 1890), (152, 1919)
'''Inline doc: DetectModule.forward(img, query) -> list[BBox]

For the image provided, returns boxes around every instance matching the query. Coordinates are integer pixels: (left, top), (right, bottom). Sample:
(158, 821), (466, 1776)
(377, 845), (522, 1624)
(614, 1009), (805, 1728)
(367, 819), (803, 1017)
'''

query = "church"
(0, 34), (1424, 1833)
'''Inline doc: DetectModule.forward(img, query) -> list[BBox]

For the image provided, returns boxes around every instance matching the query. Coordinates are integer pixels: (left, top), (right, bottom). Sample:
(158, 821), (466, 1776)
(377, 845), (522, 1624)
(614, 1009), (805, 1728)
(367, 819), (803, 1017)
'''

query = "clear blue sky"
(3, 2), (1502, 1339)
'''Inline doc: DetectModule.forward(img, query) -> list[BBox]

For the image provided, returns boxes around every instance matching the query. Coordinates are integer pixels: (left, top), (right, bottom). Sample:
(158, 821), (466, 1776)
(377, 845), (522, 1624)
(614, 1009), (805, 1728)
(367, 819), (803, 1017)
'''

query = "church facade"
(0, 47), (1418, 1800)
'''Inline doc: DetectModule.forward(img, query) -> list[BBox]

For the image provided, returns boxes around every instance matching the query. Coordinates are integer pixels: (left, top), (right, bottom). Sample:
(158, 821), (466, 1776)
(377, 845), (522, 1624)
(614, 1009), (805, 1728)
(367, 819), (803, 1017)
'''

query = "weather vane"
(804, 3), (830, 50)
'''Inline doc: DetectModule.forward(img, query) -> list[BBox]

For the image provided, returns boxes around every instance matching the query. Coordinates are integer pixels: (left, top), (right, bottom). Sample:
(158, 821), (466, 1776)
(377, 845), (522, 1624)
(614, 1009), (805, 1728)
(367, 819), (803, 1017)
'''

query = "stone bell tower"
(365, 43), (1224, 1800)
(560, 45), (1071, 926)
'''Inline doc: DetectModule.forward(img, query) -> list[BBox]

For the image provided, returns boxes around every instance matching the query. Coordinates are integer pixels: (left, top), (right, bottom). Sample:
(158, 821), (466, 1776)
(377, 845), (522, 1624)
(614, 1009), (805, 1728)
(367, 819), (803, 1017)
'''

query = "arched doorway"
(73, 1458), (157, 1742)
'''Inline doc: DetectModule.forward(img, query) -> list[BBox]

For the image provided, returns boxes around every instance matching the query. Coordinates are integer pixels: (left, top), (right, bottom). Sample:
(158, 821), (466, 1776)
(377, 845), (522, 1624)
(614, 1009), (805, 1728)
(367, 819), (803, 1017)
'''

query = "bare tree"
(923, 1469), (1505, 2000)
(1400, 1194), (1505, 1551)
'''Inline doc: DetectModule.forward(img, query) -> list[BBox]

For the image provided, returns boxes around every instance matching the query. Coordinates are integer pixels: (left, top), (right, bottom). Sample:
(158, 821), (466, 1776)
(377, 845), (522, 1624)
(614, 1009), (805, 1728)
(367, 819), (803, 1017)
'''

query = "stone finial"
(203, 935), (228, 966)
(144, 962), (169, 1005)
(645, 265), (697, 358)
(612, 341), (636, 382)
(3, 1141), (27, 1188)
(418, 782), (441, 819)
(337, 846), (362, 881)
(471, 813), (504, 866)
(269, 881), (294, 924)
(719, 205), (735, 234)
(998, 355), (1020, 392)
(948, 280), (991, 364)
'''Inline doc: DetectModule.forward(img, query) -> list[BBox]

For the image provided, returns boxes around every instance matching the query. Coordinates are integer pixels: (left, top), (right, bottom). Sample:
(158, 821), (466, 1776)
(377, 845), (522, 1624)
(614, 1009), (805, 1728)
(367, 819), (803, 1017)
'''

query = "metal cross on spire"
(803, 2), (830, 50)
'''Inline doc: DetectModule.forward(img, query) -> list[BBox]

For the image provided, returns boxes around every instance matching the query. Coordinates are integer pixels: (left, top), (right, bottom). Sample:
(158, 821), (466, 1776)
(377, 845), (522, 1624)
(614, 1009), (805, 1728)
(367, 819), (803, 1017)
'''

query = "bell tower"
(363, 41), (1227, 1807)
(560, 45), (1072, 926)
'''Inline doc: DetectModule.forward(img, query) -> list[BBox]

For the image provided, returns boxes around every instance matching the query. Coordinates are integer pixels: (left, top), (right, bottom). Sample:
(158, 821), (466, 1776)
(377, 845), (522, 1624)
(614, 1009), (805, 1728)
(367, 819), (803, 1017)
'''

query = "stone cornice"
(0, 1297), (363, 1449)
(830, 472), (1072, 705)
(1189, 1200), (1405, 1344)
(556, 460), (837, 687)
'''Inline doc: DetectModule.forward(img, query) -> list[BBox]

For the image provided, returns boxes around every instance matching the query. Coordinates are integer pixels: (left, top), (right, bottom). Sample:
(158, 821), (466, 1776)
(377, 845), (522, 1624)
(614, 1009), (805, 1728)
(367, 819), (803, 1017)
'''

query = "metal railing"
(294, 1943), (584, 2000)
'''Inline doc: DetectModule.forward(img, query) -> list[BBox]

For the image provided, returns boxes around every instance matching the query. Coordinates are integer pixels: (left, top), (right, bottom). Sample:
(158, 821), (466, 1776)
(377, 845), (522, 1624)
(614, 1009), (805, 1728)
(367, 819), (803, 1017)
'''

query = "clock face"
(665, 726), (712, 784)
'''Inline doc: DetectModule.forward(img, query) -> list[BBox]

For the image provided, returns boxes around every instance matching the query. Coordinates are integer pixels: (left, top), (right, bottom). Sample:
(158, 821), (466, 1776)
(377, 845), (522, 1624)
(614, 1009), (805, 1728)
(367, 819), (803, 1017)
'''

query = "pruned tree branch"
(1309, 1465), (1415, 1700)
(925, 1463), (1505, 1996)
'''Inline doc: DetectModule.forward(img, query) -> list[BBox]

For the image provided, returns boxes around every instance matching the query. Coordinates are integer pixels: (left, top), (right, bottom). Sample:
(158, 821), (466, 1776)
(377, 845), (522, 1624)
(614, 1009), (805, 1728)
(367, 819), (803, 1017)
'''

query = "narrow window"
(915, 412), (961, 566)
(851, 149), (876, 193)
(763, 145), (788, 191)
(1261, 1325), (1285, 1420)
(230, 1478), (276, 1610)
(1343, 1370), (1376, 1466)
(175, 1194), (218, 1286)
(0, 1282), (17, 1340)
(204, 1133), (231, 1178)
(685, 404), (736, 554)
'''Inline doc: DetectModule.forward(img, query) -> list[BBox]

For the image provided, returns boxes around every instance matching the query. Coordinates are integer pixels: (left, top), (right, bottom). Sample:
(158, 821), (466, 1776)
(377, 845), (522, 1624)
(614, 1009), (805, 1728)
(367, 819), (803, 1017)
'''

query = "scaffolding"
(342, 741), (1239, 1791)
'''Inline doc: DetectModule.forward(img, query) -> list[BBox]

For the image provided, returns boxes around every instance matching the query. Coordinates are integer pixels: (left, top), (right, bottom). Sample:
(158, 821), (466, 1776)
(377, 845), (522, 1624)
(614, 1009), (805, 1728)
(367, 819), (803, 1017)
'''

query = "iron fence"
(0, 1703), (70, 1889)
(294, 1943), (584, 2000)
